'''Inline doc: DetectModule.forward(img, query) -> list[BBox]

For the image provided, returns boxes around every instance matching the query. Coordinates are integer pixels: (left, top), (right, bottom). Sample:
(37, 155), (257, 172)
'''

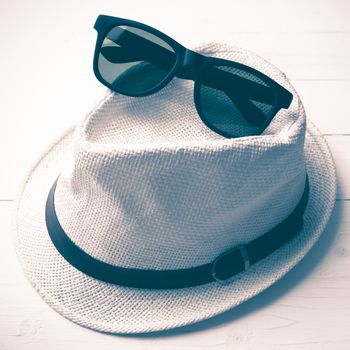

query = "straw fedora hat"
(13, 42), (336, 334)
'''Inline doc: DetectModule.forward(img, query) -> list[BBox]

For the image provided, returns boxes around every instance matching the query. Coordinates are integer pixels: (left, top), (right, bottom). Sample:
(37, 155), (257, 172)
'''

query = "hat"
(13, 42), (336, 334)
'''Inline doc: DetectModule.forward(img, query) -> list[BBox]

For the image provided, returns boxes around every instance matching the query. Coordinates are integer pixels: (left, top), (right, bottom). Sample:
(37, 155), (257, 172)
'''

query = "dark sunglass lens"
(198, 65), (277, 137)
(98, 25), (177, 94)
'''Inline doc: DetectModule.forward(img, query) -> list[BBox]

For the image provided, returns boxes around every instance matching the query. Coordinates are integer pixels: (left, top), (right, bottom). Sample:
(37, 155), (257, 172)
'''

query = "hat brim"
(13, 117), (336, 334)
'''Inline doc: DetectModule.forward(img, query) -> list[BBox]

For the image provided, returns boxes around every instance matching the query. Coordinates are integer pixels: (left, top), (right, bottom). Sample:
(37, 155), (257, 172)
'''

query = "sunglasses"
(93, 15), (293, 138)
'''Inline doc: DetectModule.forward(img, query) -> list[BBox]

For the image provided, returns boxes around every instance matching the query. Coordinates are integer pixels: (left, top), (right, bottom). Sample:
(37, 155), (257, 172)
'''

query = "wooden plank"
(325, 136), (350, 200)
(1, 200), (349, 349)
(2, 0), (350, 38)
(291, 81), (350, 135)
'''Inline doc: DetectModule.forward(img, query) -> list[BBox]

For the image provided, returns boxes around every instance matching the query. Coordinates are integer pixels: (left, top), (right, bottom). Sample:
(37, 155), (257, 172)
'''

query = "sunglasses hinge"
(176, 49), (205, 80)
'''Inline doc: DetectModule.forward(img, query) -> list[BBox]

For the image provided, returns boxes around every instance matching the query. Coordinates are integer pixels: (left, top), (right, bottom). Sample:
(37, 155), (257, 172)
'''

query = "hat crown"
(54, 43), (307, 270)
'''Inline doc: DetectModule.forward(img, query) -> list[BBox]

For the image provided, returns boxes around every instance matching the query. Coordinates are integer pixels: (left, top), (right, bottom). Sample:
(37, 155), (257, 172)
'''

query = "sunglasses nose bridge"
(176, 49), (205, 80)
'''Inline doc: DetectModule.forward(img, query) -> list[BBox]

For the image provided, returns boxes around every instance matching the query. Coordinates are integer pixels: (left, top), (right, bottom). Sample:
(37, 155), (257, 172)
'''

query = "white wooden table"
(1, 0), (349, 349)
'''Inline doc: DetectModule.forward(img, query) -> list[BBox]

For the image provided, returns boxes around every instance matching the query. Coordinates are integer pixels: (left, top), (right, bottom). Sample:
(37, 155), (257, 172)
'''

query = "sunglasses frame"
(93, 15), (293, 138)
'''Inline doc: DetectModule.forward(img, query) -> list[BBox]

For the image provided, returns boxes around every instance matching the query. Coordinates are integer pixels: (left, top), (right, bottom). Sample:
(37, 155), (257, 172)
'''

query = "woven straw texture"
(13, 43), (336, 334)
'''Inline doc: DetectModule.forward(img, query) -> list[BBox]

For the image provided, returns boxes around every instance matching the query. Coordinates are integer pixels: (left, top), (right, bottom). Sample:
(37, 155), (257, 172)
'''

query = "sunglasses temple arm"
(200, 68), (277, 125)
(204, 67), (293, 110)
